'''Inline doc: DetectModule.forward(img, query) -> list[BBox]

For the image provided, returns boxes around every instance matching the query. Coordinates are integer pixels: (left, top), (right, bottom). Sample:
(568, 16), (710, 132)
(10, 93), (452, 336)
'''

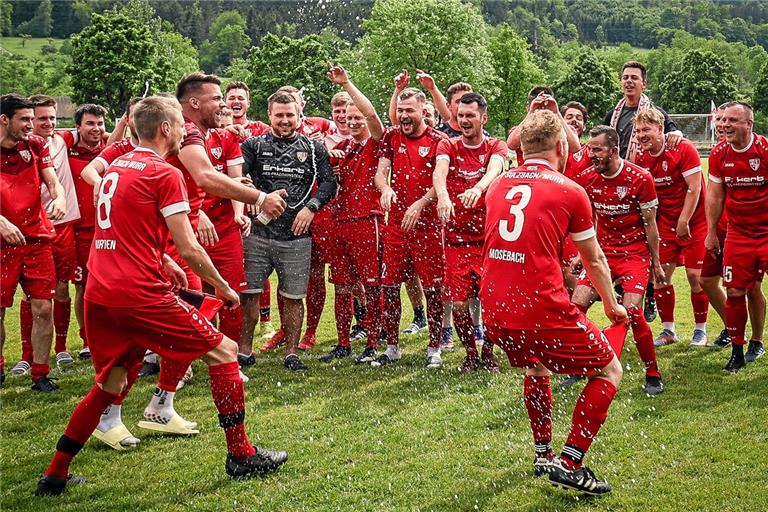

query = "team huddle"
(0, 58), (766, 497)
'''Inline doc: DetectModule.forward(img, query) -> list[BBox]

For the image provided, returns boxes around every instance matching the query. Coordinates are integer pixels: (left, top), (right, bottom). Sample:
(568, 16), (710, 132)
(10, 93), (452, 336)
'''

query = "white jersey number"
(499, 185), (532, 242)
(96, 173), (120, 229)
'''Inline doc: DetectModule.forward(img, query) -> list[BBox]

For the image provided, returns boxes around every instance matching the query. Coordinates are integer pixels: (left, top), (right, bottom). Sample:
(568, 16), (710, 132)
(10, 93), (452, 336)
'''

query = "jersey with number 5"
(480, 159), (596, 330)
(86, 148), (191, 307)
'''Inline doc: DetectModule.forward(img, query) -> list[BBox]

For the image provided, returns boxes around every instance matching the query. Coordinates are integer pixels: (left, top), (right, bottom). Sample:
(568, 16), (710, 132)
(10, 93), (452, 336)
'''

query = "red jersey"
(202, 129), (244, 231)
(0, 135), (55, 240)
(86, 148), (190, 307)
(297, 117), (332, 139)
(234, 120), (271, 143)
(635, 139), (705, 231)
(564, 145), (591, 180)
(436, 136), (508, 244)
(59, 131), (105, 231)
(378, 125), (446, 230)
(333, 137), (383, 222)
(93, 137), (138, 170)
(165, 117), (207, 228)
(480, 159), (596, 330)
(572, 160), (658, 257)
(708, 133), (768, 238)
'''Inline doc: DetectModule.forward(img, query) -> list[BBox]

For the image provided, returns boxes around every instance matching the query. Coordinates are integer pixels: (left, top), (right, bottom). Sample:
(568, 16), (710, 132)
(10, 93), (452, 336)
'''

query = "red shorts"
(658, 222), (706, 269)
(0, 239), (56, 308)
(166, 240), (203, 292)
(74, 227), (94, 286)
(578, 253), (650, 295)
(723, 232), (768, 289)
(204, 226), (247, 293)
(52, 223), (77, 282)
(444, 243), (482, 302)
(329, 215), (382, 286)
(485, 316), (615, 375)
(86, 296), (223, 385)
(311, 218), (334, 266)
(381, 225), (445, 288)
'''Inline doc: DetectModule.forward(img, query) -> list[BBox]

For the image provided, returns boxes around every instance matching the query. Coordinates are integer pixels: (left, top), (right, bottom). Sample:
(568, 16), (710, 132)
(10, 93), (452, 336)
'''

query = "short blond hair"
(133, 96), (183, 141)
(397, 87), (426, 104)
(520, 110), (563, 155)
(633, 106), (665, 128)
(331, 91), (352, 107)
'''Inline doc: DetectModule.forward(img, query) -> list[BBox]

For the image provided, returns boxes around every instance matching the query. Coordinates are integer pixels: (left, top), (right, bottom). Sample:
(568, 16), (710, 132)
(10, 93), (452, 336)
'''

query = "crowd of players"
(0, 58), (766, 497)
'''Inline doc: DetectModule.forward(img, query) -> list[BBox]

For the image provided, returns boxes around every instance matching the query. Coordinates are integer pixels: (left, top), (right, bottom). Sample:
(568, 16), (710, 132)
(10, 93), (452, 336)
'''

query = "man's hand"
(529, 93), (558, 114)
(225, 124), (247, 139)
(379, 185), (397, 212)
(665, 131), (683, 150)
(327, 65), (350, 86)
(328, 149), (346, 159)
(415, 69), (436, 90)
(569, 255), (583, 275)
(0, 218), (25, 245)
(47, 195), (66, 221)
(676, 218), (691, 241)
(92, 178), (102, 208)
(705, 231), (720, 255)
(196, 212), (219, 247)
(235, 213), (251, 237)
(401, 199), (425, 231)
(393, 69), (410, 90)
(162, 255), (188, 290)
(291, 207), (314, 236)
(436, 192), (454, 223)
(216, 284), (240, 307)
(604, 303), (629, 326)
(457, 186), (483, 209)
(652, 263), (667, 286)
(307, 131), (324, 142)
(261, 189), (288, 218)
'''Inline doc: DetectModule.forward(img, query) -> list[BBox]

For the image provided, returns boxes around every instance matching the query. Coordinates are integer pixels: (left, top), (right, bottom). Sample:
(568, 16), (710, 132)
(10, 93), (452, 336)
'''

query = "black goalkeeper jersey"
(242, 132), (336, 241)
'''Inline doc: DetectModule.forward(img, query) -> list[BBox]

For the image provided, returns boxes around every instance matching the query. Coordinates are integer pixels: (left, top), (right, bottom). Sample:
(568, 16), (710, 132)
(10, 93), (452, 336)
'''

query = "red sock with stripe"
(725, 294), (748, 346)
(523, 375), (552, 450)
(20, 299), (33, 363)
(691, 290), (709, 325)
(655, 286), (675, 324)
(628, 306), (660, 378)
(54, 299), (71, 354)
(561, 377), (617, 469)
(209, 361), (255, 459)
(334, 293), (353, 348)
(364, 286), (382, 349)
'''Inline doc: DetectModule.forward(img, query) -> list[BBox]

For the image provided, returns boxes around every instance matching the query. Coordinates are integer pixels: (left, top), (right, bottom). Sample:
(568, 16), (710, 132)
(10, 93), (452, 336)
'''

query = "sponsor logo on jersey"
(296, 151), (308, 163)
(750, 158), (761, 171)
(19, 149), (31, 163)
(573, 150), (584, 162)
(616, 186), (628, 199)
(210, 147), (222, 160)
(478, 154), (486, 164)
(398, 144), (407, 154)
(418, 146), (430, 157)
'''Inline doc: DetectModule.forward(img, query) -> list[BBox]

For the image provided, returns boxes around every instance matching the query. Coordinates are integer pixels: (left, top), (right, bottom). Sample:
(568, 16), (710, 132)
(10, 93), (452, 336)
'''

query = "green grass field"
(1, 271), (767, 512)
(0, 36), (64, 58)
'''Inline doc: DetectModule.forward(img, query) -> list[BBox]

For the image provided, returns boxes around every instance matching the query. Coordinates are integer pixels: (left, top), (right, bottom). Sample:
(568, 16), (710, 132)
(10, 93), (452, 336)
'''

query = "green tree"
(200, 22), (251, 75)
(659, 49), (739, 113)
(346, 0), (498, 114)
(553, 49), (620, 124)
(487, 23), (545, 135)
(208, 10), (246, 39)
(751, 61), (768, 115)
(230, 33), (335, 120)
(16, 0), (52, 37)
(0, 0), (12, 37)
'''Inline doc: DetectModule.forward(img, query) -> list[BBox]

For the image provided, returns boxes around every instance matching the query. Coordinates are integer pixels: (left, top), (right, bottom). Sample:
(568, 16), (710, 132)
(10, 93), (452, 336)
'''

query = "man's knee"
(596, 356), (623, 387)
(204, 336), (238, 365)
(30, 299), (53, 320)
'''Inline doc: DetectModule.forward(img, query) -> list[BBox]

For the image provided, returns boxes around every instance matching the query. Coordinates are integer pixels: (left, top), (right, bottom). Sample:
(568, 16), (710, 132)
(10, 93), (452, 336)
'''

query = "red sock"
(725, 294), (748, 346)
(157, 358), (189, 392)
(0, 355), (4, 374)
(209, 361), (255, 459)
(20, 299), (33, 363)
(364, 286), (382, 349)
(53, 299), (71, 354)
(603, 322), (629, 356)
(523, 375), (552, 446)
(628, 306), (660, 378)
(691, 290), (709, 325)
(454, 309), (478, 357)
(334, 293), (353, 348)
(382, 286), (401, 346)
(305, 268), (326, 334)
(45, 385), (118, 478)
(260, 279), (271, 320)
(423, 288), (444, 349)
(562, 377), (617, 467)
(218, 305), (243, 342)
(79, 327), (88, 348)
(655, 285), (675, 324)
(31, 363), (50, 381)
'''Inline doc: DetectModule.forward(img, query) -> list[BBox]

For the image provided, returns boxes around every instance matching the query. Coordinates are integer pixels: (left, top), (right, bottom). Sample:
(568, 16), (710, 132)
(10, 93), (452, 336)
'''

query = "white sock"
(695, 323), (707, 332)
(384, 344), (401, 359)
(97, 404), (123, 432)
(662, 322), (675, 333)
(143, 352), (158, 364)
(144, 387), (176, 423)
(427, 346), (441, 357)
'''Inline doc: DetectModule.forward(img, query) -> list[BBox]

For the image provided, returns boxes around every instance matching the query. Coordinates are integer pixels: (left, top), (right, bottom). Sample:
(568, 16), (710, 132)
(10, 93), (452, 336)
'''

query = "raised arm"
(389, 70), (410, 126)
(415, 69), (450, 122)
(327, 65), (385, 141)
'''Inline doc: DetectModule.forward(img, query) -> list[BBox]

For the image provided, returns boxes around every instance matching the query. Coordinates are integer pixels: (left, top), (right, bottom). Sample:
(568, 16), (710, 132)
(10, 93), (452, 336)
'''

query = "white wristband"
(257, 190), (266, 207)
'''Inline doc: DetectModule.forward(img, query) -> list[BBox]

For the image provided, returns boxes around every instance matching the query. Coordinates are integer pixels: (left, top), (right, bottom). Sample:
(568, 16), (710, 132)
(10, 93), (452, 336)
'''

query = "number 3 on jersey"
(499, 185), (532, 241)
(97, 173), (120, 229)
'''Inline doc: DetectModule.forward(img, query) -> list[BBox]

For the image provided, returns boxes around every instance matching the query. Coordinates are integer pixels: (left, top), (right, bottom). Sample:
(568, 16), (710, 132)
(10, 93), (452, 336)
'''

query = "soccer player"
(12, 95), (81, 376)
(34, 96), (287, 497)
(373, 87), (447, 368)
(633, 107), (710, 346)
(241, 91), (336, 371)
(318, 65), (385, 364)
(482, 110), (628, 495)
(569, 126), (665, 396)
(706, 101), (768, 373)
(225, 81), (270, 141)
(0, 93), (66, 391)
(433, 92), (507, 372)
(324, 91), (353, 150)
